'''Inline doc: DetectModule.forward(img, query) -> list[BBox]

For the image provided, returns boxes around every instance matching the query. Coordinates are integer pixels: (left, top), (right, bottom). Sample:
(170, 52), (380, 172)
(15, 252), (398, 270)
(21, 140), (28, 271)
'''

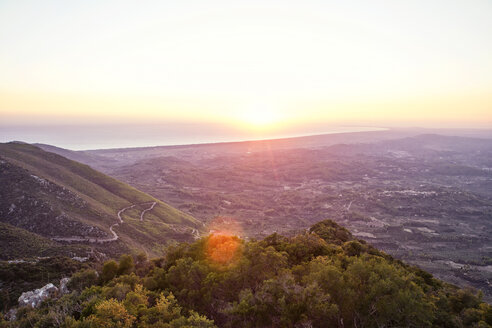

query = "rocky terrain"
(0, 160), (108, 239)
(0, 142), (200, 260)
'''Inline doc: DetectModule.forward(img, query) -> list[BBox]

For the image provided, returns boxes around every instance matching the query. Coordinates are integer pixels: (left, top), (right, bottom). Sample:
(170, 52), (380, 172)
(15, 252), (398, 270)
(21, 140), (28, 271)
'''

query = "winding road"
(52, 202), (155, 244)
(191, 228), (200, 239)
(140, 202), (157, 221)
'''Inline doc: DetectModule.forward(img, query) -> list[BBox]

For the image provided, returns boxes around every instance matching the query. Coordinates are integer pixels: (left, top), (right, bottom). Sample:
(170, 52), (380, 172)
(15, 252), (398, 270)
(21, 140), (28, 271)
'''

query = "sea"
(0, 124), (386, 150)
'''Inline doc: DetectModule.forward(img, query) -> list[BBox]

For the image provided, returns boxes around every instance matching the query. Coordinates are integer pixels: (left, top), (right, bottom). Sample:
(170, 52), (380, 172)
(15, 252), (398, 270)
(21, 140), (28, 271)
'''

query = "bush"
(101, 260), (118, 283)
(69, 269), (99, 291)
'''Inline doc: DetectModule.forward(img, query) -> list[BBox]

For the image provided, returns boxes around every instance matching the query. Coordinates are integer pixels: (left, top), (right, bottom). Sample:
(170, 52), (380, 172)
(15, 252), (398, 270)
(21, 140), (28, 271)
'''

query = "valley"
(41, 130), (492, 301)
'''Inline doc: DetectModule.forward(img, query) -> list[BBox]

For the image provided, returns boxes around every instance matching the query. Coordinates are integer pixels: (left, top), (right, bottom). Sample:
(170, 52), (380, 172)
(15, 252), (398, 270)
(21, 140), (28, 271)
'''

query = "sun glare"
(238, 102), (281, 130)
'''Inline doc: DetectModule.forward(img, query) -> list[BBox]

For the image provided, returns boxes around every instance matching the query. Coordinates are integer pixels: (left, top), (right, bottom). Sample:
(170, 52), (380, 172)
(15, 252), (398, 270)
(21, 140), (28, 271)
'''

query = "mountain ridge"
(0, 142), (200, 259)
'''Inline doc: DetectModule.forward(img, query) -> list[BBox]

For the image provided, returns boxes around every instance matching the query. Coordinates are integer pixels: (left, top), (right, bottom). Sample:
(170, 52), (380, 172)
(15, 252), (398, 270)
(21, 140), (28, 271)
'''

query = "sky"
(1, 0), (492, 134)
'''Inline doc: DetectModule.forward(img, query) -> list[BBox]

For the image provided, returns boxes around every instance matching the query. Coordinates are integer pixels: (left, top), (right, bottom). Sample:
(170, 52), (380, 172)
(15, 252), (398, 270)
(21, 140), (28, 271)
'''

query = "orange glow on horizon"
(1, 2), (491, 129)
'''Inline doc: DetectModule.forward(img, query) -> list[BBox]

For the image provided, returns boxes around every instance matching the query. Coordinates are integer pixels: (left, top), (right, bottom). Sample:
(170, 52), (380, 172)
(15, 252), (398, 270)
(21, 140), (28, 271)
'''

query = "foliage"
(68, 269), (99, 292)
(101, 261), (119, 284)
(3, 220), (492, 327)
(117, 255), (135, 276)
(309, 219), (353, 245)
(0, 257), (89, 311)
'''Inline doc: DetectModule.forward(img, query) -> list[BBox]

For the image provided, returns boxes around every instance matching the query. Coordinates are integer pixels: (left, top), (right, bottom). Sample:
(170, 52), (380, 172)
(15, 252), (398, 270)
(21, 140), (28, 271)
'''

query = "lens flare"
(206, 233), (241, 265)
(205, 216), (243, 266)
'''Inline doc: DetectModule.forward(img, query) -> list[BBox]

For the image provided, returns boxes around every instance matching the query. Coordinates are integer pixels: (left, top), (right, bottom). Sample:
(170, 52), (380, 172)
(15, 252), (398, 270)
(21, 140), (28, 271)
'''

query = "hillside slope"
(0, 222), (91, 260)
(0, 142), (200, 258)
(5, 219), (492, 327)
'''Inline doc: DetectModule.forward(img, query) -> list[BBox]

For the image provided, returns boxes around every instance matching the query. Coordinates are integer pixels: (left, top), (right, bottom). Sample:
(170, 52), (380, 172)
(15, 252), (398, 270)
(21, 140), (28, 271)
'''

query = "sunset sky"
(1, 0), (491, 132)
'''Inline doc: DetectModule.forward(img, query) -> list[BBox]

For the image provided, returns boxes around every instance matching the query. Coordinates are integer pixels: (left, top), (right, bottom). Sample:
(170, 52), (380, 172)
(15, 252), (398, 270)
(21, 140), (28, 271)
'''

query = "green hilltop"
(2, 219), (491, 327)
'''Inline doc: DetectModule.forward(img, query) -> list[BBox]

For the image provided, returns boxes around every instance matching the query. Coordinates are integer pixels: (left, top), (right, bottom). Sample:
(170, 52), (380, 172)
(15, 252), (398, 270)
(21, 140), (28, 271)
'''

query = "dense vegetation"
(2, 220), (491, 327)
(0, 257), (89, 313)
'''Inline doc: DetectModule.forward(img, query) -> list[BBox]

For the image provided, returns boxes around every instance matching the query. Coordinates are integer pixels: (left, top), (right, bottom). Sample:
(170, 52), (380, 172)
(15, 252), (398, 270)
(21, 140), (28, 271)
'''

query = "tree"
(117, 255), (134, 276)
(101, 260), (118, 283)
(69, 269), (98, 291)
(84, 299), (135, 328)
(123, 284), (148, 317)
(309, 219), (353, 245)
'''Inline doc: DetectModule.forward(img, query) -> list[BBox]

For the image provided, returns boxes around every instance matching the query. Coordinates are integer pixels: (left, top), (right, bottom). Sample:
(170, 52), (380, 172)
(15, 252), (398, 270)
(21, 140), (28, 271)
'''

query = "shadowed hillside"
(0, 142), (200, 259)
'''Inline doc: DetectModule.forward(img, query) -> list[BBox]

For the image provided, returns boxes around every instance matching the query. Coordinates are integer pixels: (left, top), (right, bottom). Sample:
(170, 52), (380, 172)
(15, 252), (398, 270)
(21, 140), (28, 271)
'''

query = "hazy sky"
(1, 0), (491, 130)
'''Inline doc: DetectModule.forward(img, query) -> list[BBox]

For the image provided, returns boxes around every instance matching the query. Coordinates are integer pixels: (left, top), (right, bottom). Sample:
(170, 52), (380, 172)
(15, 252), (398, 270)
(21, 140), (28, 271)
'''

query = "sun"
(238, 102), (281, 129)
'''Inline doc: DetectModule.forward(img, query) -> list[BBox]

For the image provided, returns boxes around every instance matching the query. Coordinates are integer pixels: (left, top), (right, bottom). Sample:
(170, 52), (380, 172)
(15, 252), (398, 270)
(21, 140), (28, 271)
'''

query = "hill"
(0, 142), (200, 259)
(32, 143), (111, 170)
(0, 222), (91, 260)
(3, 219), (491, 327)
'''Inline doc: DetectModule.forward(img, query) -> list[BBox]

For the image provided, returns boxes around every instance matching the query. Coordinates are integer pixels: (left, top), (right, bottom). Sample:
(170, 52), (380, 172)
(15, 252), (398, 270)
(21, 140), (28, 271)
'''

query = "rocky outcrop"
(59, 277), (70, 295)
(18, 283), (59, 308)
(17, 277), (71, 308)
(5, 308), (17, 321)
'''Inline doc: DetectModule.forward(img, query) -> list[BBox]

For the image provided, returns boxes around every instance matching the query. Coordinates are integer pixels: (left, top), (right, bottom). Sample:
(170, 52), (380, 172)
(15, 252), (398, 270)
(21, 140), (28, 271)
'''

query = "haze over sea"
(0, 124), (386, 150)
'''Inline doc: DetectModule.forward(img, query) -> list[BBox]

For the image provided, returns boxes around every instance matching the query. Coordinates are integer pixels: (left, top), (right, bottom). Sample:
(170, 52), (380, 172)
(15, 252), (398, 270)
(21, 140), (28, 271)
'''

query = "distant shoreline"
(83, 127), (389, 152)
(1, 125), (388, 151)
(3, 125), (492, 151)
